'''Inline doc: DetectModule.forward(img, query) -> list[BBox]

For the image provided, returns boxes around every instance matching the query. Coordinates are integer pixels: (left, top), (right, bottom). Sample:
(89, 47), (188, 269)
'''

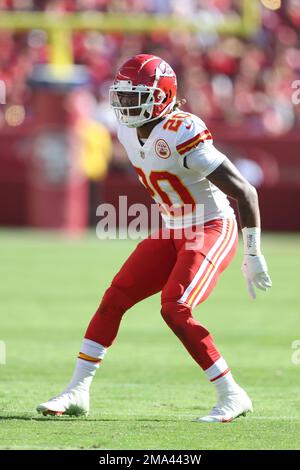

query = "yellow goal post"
(0, 0), (261, 70)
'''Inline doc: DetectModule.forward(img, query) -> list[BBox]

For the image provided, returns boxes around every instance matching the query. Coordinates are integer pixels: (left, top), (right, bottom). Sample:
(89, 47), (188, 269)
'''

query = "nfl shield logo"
(140, 150), (145, 159)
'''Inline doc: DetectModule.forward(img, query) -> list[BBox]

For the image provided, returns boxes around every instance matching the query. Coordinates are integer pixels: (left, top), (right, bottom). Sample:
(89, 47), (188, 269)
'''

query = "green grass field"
(0, 230), (300, 450)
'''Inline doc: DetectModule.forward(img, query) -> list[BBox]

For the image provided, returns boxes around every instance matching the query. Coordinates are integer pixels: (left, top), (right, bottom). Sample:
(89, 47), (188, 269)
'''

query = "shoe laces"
(211, 404), (227, 416)
(211, 393), (240, 415)
(49, 392), (71, 403)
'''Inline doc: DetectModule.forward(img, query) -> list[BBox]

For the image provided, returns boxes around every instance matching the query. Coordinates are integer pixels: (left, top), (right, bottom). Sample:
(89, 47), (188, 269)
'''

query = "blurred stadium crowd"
(0, 0), (299, 137)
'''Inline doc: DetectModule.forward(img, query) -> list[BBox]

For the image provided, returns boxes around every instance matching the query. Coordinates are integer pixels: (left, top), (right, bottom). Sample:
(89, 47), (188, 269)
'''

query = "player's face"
(117, 91), (150, 116)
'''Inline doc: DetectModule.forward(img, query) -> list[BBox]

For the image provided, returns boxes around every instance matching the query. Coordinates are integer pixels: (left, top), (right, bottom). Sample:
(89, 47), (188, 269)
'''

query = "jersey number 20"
(134, 167), (196, 217)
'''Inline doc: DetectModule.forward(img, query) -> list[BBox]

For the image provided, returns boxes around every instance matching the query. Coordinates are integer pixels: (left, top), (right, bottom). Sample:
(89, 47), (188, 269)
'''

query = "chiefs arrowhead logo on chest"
(155, 139), (171, 159)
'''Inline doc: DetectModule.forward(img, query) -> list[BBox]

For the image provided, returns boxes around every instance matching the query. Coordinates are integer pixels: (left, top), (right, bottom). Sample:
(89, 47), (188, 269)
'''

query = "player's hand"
(241, 254), (272, 300)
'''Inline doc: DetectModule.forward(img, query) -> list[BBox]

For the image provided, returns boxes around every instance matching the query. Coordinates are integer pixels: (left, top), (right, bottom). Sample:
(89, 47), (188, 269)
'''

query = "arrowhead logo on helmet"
(109, 54), (177, 128)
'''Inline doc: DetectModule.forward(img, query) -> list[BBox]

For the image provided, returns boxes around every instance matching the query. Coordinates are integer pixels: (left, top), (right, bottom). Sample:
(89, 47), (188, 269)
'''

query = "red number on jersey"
(134, 167), (196, 217)
(163, 112), (191, 133)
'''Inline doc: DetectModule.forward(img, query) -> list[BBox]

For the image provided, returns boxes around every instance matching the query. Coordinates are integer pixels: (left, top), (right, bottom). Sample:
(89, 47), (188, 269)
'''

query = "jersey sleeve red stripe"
(176, 130), (212, 156)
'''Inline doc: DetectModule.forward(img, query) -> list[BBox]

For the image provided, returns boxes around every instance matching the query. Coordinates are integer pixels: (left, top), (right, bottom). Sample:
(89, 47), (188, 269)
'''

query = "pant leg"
(161, 218), (238, 370)
(85, 230), (177, 347)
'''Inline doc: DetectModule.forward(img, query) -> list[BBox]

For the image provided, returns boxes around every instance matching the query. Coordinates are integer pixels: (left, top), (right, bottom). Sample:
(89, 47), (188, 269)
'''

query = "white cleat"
(196, 387), (253, 423)
(36, 388), (89, 417)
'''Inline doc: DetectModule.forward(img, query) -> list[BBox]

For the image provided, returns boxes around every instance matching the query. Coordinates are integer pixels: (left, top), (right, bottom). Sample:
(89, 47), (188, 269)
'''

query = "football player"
(37, 55), (272, 422)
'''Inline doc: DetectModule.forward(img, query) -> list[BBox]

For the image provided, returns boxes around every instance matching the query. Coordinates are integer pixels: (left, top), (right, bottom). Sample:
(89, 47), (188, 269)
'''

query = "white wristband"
(242, 227), (261, 255)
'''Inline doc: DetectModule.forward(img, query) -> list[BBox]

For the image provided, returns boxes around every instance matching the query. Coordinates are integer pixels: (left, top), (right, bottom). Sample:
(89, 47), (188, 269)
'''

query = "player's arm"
(206, 157), (272, 299)
(206, 156), (259, 229)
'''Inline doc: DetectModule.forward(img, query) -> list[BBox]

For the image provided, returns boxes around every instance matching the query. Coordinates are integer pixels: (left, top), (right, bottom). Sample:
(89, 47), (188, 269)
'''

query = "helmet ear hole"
(163, 91), (169, 103)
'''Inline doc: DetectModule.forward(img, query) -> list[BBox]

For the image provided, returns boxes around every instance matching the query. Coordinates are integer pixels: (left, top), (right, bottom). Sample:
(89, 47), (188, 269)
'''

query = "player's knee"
(97, 284), (134, 318)
(161, 301), (211, 340)
(161, 301), (192, 335)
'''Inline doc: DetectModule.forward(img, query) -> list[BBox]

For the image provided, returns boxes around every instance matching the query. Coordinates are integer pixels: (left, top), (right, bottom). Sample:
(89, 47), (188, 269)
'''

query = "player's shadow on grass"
(0, 414), (180, 422)
(0, 414), (93, 421)
(33, 417), (177, 422)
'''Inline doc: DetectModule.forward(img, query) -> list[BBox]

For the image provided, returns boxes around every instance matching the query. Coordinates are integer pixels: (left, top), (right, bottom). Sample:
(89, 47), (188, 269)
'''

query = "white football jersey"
(117, 110), (235, 228)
